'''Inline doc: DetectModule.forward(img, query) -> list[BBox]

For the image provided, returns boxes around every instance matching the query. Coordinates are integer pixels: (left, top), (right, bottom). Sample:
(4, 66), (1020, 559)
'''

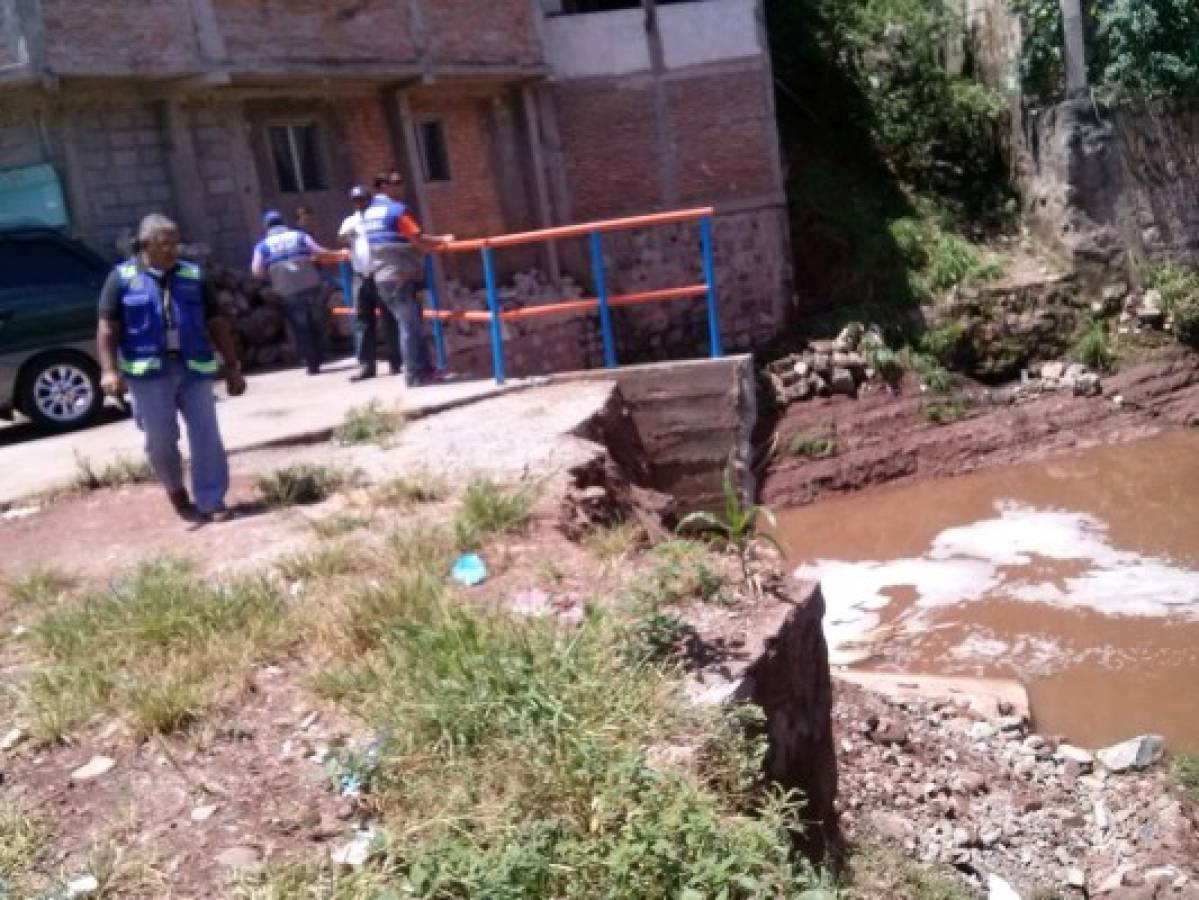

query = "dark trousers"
(282, 286), (328, 373)
(354, 274), (401, 372)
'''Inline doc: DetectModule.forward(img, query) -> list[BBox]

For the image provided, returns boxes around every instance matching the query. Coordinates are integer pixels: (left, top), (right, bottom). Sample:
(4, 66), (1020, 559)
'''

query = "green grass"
(626, 540), (727, 611)
(843, 843), (972, 899)
(333, 401), (405, 446)
(788, 431), (839, 460)
(0, 804), (52, 897)
(921, 396), (971, 425)
(1070, 320), (1117, 373)
(1173, 754), (1199, 802)
(583, 521), (645, 561)
(311, 510), (373, 539)
(21, 558), (291, 741)
(72, 454), (154, 492)
(3, 565), (79, 608)
(1145, 263), (1199, 348)
(374, 470), (449, 507)
(454, 478), (537, 551)
(276, 544), (360, 582)
(256, 464), (350, 508)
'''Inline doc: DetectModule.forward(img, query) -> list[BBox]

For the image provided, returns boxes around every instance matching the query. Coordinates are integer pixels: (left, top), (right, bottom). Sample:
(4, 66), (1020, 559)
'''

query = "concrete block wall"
(0, 0), (23, 70)
(188, 103), (256, 265)
(0, 101), (45, 170)
(71, 102), (175, 257)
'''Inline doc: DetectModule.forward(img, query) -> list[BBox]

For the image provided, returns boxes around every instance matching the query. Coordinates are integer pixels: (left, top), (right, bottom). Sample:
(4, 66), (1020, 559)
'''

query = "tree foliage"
(1012, 0), (1199, 99)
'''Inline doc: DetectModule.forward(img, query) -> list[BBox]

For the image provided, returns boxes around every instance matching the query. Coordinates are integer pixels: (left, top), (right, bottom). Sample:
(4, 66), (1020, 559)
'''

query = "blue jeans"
(354, 274), (400, 372)
(282, 286), (328, 373)
(377, 279), (432, 384)
(127, 358), (229, 514)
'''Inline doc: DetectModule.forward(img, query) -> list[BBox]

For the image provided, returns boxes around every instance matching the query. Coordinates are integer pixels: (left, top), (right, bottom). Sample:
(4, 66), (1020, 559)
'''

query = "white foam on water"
(799, 502), (1199, 664)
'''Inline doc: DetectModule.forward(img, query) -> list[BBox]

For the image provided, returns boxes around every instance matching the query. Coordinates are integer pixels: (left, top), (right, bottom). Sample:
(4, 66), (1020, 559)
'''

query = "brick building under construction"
(0, 0), (793, 373)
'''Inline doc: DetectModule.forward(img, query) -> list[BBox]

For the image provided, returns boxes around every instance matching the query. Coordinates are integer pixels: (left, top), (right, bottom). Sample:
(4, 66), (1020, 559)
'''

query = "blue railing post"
(699, 216), (723, 358)
(481, 246), (506, 384)
(588, 231), (618, 369)
(338, 261), (355, 309)
(424, 256), (448, 372)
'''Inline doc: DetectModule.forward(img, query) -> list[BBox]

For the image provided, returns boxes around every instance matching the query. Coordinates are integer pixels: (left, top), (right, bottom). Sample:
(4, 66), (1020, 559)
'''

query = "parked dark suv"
(0, 220), (109, 431)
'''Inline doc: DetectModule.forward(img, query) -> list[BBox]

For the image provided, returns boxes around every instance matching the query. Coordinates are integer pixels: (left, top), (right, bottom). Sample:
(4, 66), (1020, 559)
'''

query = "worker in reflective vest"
(361, 170), (454, 387)
(96, 213), (246, 523)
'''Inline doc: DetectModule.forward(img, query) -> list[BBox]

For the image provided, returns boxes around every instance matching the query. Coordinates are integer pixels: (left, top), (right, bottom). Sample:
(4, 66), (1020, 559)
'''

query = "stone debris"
(1011, 359), (1103, 403)
(330, 828), (377, 867)
(765, 322), (886, 407)
(1096, 734), (1165, 774)
(836, 688), (1197, 897)
(65, 874), (100, 898)
(215, 846), (262, 871)
(0, 726), (24, 752)
(70, 755), (115, 781)
(190, 804), (218, 823)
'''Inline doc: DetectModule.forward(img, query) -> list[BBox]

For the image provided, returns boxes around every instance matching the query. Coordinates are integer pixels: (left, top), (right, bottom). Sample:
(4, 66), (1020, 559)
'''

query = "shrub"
(1070, 320), (1117, 373)
(1145, 263), (1199, 349)
(919, 321), (973, 369)
(788, 431), (839, 459)
(922, 396), (971, 425)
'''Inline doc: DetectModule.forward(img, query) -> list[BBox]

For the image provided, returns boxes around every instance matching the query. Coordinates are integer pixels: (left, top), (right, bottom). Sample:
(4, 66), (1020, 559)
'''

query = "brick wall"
(410, 92), (509, 240)
(213, 0), (418, 65)
(551, 81), (661, 220)
(71, 102), (176, 258)
(667, 69), (778, 204)
(41, 0), (199, 76)
(338, 97), (396, 185)
(424, 0), (542, 67)
(0, 101), (45, 170)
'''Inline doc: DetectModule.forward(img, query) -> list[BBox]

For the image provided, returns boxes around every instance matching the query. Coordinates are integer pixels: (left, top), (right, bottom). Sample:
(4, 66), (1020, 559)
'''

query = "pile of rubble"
(1010, 360), (1104, 402)
(1121, 287), (1175, 336)
(838, 685), (1199, 898)
(207, 265), (331, 371)
(765, 323), (887, 407)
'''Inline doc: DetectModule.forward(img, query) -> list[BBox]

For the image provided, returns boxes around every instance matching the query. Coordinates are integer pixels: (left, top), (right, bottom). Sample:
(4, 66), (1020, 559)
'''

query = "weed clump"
(1071, 320), (1116, 373)
(256, 464), (349, 508)
(72, 454), (154, 492)
(921, 396), (971, 425)
(788, 430), (839, 459)
(334, 401), (404, 446)
(454, 478), (536, 551)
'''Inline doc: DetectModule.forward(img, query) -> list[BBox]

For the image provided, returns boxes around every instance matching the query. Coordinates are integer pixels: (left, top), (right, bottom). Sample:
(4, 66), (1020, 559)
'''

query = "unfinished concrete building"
(0, 0), (792, 374)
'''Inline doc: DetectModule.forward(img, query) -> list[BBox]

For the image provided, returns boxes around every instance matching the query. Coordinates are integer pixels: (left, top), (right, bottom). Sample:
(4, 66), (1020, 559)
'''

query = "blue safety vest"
(362, 196), (421, 281)
(254, 226), (321, 296)
(116, 260), (218, 380)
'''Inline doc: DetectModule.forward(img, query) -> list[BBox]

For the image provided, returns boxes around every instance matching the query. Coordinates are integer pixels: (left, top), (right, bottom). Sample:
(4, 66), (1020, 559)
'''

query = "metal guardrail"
(338, 206), (723, 385)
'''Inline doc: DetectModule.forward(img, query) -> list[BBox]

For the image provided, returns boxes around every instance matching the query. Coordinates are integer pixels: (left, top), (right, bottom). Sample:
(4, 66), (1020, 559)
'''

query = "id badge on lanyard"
(163, 283), (182, 351)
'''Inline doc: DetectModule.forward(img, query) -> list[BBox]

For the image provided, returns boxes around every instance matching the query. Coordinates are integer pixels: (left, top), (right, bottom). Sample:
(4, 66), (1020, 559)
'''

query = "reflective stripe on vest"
(120, 357), (163, 376)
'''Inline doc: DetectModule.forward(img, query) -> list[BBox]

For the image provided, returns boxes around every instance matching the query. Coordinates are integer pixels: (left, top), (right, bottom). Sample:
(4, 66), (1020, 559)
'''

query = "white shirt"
(338, 211), (374, 275)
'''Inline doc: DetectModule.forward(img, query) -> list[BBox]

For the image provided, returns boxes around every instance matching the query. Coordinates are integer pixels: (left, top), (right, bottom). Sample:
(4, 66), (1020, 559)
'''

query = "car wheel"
(19, 352), (103, 432)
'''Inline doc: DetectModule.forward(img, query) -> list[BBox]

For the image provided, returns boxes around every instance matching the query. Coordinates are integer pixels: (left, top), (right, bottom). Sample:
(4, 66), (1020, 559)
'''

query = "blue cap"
(262, 209), (284, 229)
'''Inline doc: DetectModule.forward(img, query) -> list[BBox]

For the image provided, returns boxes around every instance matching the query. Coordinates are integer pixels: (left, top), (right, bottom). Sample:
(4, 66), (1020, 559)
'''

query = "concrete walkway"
(0, 357), (513, 506)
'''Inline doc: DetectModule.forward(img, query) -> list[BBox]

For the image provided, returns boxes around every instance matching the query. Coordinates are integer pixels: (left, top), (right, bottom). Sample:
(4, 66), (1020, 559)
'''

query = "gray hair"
(137, 213), (179, 244)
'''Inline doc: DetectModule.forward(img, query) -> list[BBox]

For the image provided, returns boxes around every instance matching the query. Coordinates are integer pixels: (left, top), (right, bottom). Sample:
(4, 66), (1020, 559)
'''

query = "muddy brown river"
(776, 429), (1199, 753)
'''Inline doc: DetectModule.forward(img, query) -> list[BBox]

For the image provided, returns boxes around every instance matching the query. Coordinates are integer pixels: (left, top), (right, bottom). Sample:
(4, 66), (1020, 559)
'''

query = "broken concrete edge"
(833, 671), (1032, 724)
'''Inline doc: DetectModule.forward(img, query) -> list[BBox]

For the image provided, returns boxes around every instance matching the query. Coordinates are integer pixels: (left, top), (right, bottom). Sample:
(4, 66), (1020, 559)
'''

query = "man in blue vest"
(362, 171), (454, 386)
(251, 210), (347, 375)
(96, 214), (246, 523)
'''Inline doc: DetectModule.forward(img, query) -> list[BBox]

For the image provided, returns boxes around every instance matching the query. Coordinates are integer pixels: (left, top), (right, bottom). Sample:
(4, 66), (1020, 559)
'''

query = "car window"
(0, 237), (106, 290)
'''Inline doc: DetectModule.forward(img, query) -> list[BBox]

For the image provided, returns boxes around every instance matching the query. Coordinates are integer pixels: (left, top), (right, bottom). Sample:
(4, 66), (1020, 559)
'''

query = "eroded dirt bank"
(761, 350), (1199, 509)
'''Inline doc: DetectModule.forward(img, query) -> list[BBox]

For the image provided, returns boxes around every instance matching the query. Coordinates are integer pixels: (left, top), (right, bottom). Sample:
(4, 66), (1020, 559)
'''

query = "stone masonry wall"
(1020, 97), (1199, 282)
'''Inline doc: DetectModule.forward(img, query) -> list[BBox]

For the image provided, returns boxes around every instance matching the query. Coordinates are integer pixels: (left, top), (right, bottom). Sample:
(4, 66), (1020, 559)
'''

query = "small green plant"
(921, 396), (971, 425)
(919, 321), (973, 370)
(72, 454), (154, 492)
(1174, 754), (1199, 802)
(0, 804), (51, 896)
(843, 842), (972, 899)
(1071, 320), (1116, 373)
(627, 540), (726, 611)
(897, 347), (955, 393)
(788, 430), (839, 459)
(867, 347), (904, 386)
(374, 470), (449, 507)
(455, 478), (537, 551)
(256, 464), (349, 508)
(625, 612), (698, 666)
(677, 465), (782, 591)
(4, 566), (78, 607)
(387, 525), (457, 577)
(333, 400), (404, 446)
(1145, 263), (1199, 349)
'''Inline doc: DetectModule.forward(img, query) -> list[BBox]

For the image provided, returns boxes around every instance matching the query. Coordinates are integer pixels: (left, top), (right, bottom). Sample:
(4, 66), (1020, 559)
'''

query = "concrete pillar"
(642, 0), (676, 209)
(521, 84), (561, 281)
(185, 0), (228, 64)
(1059, 0), (1088, 95)
(159, 99), (210, 247)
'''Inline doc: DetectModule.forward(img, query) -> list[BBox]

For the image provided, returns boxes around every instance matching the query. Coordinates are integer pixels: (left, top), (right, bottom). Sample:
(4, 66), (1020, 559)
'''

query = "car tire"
(18, 352), (103, 432)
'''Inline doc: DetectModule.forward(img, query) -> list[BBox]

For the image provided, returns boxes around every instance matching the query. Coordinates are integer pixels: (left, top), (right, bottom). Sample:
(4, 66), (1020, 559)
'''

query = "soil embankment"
(762, 350), (1199, 509)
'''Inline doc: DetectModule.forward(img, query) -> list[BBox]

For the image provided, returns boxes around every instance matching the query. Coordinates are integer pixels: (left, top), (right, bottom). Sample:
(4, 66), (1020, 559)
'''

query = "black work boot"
(349, 367), (377, 383)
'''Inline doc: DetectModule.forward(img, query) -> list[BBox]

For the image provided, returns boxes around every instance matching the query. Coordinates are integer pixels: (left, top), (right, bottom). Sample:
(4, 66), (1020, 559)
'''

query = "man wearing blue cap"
(251, 210), (347, 375)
